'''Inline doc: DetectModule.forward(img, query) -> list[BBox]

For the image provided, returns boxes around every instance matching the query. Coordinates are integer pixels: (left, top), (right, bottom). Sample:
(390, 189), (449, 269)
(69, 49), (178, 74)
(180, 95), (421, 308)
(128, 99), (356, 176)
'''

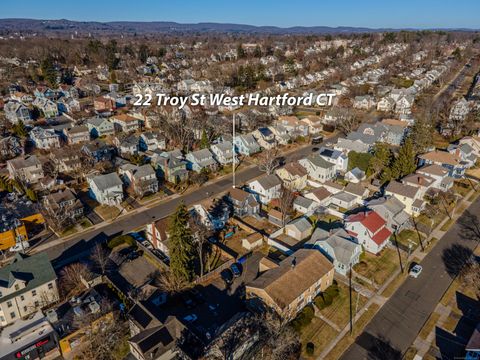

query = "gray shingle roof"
(91, 172), (123, 191)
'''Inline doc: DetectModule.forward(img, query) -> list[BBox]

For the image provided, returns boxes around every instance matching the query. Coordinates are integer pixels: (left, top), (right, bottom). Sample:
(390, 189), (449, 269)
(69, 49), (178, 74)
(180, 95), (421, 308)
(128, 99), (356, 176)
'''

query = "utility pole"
(411, 216), (425, 251)
(393, 230), (404, 274)
(349, 264), (353, 334)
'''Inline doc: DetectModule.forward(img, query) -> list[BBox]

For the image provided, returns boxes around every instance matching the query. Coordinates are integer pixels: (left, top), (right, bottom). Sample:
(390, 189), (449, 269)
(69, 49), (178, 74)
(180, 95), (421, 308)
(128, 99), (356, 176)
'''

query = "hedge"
(314, 283), (340, 310)
(291, 304), (314, 331)
(107, 235), (136, 249)
(305, 342), (315, 356)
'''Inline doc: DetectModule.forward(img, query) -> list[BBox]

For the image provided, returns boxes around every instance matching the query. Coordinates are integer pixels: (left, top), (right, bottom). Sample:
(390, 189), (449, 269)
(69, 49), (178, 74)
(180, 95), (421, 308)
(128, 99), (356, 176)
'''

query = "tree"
(409, 115), (433, 153)
(90, 243), (110, 275)
(59, 262), (92, 298)
(154, 268), (190, 295)
(237, 43), (246, 59)
(391, 139), (417, 179)
(168, 202), (195, 282)
(336, 109), (358, 135)
(105, 39), (120, 70)
(189, 221), (210, 277)
(279, 186), (295, 226)
(258, 148), (279, 175)
(200, 129), (210, 149)
(25, 187), (37, 202)
(254, 45), (262, 58)
(348, 151), (372, 172)
(40, 56), (57, 87)
(368, 143), (392, 178)
(12, 120), (28, 138)
(138, 44), (149, 63)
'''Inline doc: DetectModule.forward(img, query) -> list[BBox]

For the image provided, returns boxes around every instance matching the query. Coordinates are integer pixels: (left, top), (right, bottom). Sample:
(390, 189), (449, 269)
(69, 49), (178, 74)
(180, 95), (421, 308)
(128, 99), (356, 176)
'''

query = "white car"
(409, 264), (423, 278)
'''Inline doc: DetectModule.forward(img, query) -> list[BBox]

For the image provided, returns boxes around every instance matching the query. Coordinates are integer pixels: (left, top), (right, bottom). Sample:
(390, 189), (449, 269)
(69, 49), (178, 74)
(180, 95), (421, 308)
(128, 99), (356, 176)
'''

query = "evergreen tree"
(368, 143), (392, 177)
(391, 139), (417, 179)
(253, 45), (262, 58)
(200, 129), (209, 149)
(237, 43), (246, 59)
(105, 40), (120, 70)
(40, 56), (57, 87)
(139, 44), (149, 63)
(410, 116), (434, 154)
(13, 120), (28, 138)
(168, 202), (195, 282)
(25, 187), (37, 202)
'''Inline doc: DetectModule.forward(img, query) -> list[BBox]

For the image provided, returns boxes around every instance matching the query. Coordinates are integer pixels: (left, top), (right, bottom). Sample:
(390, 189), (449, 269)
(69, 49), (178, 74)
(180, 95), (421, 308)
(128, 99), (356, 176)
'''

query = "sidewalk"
(317, 187), (477, 359)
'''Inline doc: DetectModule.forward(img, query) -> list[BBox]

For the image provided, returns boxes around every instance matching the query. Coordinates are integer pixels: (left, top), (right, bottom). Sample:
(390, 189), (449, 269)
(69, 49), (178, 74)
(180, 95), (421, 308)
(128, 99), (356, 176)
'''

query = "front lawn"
(353, 248), (401, 286)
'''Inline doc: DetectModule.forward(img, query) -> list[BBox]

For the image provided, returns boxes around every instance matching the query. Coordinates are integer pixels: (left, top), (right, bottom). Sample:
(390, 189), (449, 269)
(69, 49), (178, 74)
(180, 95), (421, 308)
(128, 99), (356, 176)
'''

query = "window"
(23, 306), (27, 312)
(14, 284), (19, 291)
(7, 301), (12, 308)
(10, 312), (16, 319)
(34, 301), (39, 307)
(0, 316), (4, 322)
(48, 283), (54, 290)
(31, 290), (37, 297)
(20, 295), (25, 301)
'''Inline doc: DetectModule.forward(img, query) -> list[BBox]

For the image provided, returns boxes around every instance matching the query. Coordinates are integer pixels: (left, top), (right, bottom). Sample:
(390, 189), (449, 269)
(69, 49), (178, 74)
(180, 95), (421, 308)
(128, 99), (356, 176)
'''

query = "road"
(340, 197), (480, 360)
(31, 140), (328, 265)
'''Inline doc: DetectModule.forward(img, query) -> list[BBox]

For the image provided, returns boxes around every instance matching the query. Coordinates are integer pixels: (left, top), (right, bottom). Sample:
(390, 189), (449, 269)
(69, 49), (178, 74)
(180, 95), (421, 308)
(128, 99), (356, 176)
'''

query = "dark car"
(220, 269), (234, 285)
(126, 251), (140, 262)
(230, 263), (242, 277)
(311, 136), (324, 144)
(311, 147), (319, 152)
(119, 246), (135, 257)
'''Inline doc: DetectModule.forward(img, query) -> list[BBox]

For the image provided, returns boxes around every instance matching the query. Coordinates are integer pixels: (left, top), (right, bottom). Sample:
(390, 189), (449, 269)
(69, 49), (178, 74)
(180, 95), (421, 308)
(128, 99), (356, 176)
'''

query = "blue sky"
(2, 0), (480, 29)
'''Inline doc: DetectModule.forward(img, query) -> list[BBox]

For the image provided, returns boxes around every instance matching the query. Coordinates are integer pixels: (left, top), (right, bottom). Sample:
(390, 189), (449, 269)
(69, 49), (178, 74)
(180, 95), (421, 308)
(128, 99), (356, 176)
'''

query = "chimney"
(291, 257), (297, 269)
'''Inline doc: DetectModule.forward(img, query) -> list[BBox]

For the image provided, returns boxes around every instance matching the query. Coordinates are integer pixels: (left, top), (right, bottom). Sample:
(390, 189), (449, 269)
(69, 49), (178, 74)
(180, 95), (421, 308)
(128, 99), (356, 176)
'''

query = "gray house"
(367, 196), (412, 232)
(186, 148), (218, 173)
(228, 187), (260, 217)
(307, 227), (362, 276)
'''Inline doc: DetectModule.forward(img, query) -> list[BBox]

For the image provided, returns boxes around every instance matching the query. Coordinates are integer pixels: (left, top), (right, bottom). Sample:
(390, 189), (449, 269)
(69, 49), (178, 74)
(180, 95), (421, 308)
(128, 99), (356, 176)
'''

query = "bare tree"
(278, 186), (295, 226)
(190, 221), (211, 277)
(258, 148), (279, 175)
(153, 268), (191, 295)
(59, 262), (92, 299)
(336, 109), (358, 135)
(90, 243), (110, 275)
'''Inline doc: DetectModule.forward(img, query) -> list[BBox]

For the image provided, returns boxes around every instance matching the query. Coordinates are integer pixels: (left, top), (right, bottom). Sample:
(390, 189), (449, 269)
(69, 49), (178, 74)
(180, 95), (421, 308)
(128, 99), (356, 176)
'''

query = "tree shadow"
(441, 244), (474, 278)
(457, 210), (480, 242)
(355, 332), (402, 360)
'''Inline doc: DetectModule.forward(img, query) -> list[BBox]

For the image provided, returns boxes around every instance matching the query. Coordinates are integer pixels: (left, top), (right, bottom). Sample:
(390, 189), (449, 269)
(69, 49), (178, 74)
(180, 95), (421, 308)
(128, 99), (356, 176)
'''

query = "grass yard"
(418, 312), (441, 340)
(323, 303), (380, 360)
(395, 229), (422, 250)
(95, 204), (121, 221)
(353, 248), (401, 286)
(381, 271), (407, 298)
(299, 318), (338, 359)
(61, 225), (77, 237)
(80, 218), (93, 229)
(440, 218), (454, 232)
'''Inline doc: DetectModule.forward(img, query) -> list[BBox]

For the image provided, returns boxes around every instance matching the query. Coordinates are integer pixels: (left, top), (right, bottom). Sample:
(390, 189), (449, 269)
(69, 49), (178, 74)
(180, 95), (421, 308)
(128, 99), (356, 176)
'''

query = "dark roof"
(0, 253), (57, 303)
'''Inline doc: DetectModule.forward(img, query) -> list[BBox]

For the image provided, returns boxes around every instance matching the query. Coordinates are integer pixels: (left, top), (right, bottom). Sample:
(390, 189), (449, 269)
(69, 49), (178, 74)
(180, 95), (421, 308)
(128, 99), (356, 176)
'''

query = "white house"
(317, 147), (348, 173)
(299, 154), (336, 183)
(29, 127), (61, 150)
(210, 141), (237, 165)
(248, 174), (282, 205)
(344, 211), (392, 254)
(233, 134), (261, 156)
(88, 172), (124, 206)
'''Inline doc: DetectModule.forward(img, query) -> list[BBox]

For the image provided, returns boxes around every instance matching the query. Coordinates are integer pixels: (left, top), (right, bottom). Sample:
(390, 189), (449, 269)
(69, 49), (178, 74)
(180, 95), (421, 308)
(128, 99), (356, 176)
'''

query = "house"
(94, 96), (116, 113)
(418, 150), (466, 178)
(139, 132), (166, 152)
(276, 116), (309, 137)
(111, 114), (140, 133)
(328, 191), (358, 210)
(394, 95), (414, 115)
(458, 135), (480, 158)
(253, 127), (276, 150)
(242, 233), (264, 251)
(304, 187), (333, 206)
(248, 174), (282, 205)
(63, 125), (90, 145)
(385, 181), (423, 215)
(345, 167), (366, 183)
(43, 188), (84, 221)
(50, 149), (82, 175)
(0, 136), (23, 160)
(82, 140), (115, 163)
(367, 196), (412, 232)
(447, 143), (477, 168)
(317, 147), (348, 173)
(268, 125), (291, 145)
(210, 141), (237, 165)
(88, 172), (124, 206)
(228, 187), (260, 217)
(344, 210), (392, 254)
(401, 173), (435, 199)
(245, 249), (334, 318)
(4, 101), (31, 124)
(377, 97), (396, 112)
(146, 218), (170, 255)
(115, 135), (140, 157)
(186, 148), (218, 173)
(233, 134), (261, 156)
(301, 116), (323, 135)
(191, 203), (229, 231)
(86, 117), (115, 138)
(344, 182), (369, 205)
(119, 164), (158, 198)
(307, 228), (362, 276)
(380, 119), (410, 146)
(33, 97), (58, 118)
(275, 162), (308, 190)
(293, 196), (319, 214)
(268, 209), (287, 227)
(153, 153), (188, 184)
(334, 137), (370, 154)
(0, 253), (59, 326)
(353, 95), (376, 110)
(416, 164), (454, 192)
(58, 97), (81, 113)
(30, 127), (61, 149)
(7, 155), (45, 184)
(284, 217), (312, 241)
(299, 154), (336, 183)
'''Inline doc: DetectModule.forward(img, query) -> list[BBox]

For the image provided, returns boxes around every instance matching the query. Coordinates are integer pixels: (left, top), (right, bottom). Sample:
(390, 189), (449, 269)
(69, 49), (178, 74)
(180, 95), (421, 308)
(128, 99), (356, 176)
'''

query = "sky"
(2, 0), (480, 29)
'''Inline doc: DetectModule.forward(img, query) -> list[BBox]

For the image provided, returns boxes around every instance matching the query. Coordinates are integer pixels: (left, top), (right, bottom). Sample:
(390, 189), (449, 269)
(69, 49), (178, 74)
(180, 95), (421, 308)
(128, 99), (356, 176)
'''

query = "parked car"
(409, 264), (423, 278)
(126, 251), (141, 262)
(311, 135), (324, 144)
(230, 263), (242, 277)
(183, 314), (198, 323)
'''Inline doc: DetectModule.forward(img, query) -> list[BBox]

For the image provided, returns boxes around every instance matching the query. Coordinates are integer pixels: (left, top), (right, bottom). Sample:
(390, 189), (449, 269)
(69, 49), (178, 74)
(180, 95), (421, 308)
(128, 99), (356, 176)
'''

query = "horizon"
(2, 0), (480, 29)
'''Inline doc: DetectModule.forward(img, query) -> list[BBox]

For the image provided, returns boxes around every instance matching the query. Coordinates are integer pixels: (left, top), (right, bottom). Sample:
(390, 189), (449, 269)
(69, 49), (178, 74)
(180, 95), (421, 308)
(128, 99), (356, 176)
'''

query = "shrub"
(107, 235), (136, 249)
(291, 305), (314, 331)
(305, 342), (315, 355)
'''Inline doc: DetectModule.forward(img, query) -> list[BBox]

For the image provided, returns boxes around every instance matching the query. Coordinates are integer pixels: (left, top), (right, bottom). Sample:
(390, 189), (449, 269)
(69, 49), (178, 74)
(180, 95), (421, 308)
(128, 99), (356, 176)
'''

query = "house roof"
(286, 217), (311, 233)
(345, 211), (387, 234)
(8, 155), (41, 169)
(402, 173), (434, 188)
(345, 182), (367, 197)
(371, 227), (392, 245)
(308, 187), (332, 202)
(113, 113), (138, 123)
(418, 150), (461, 166)
(293, 196), (316, 209)
(309, 228), (360, 265)
(229, 187), (250, 202)
(416, 164), (449, 177)
(91, 172), (123, 191)
(254, 174), (282, 190)
(0, 253), (57, 303)
(307, 154), (336, 169)
(247, 249), (333, 310)
(385, 181), (419, 199)
(282, 162), (308, 177)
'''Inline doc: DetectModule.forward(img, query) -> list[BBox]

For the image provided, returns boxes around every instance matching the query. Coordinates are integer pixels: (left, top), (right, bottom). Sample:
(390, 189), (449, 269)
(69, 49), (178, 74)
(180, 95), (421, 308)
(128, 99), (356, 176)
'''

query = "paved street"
(31, 141), (326, 265)
(340, 197), (480, 360)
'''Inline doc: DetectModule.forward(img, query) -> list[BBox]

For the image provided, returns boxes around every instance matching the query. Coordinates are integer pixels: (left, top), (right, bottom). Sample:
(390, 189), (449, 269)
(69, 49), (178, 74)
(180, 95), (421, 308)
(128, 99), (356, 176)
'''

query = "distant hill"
(0, 18), (402, 35)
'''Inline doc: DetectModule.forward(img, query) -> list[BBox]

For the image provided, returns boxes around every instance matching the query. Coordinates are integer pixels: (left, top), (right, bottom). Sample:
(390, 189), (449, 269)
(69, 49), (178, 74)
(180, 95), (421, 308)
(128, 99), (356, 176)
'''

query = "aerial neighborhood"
(0, 20), (479, 360)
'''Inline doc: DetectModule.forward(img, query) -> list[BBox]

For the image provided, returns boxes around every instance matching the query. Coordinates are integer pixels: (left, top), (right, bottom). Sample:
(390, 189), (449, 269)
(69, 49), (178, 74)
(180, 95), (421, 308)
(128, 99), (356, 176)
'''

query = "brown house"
(246, 249), (334, 319)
